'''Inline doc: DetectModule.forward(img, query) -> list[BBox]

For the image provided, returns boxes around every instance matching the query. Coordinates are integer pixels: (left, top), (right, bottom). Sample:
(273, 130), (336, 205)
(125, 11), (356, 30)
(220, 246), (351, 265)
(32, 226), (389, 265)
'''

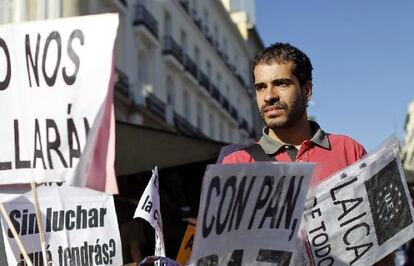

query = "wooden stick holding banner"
(0, 202), (33, 266)
(31, 182), (49, 266)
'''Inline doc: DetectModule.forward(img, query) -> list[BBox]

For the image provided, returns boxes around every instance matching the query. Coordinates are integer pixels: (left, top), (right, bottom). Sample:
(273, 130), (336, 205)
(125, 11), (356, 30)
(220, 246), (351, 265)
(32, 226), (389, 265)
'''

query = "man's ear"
(304, 81), (313, 103)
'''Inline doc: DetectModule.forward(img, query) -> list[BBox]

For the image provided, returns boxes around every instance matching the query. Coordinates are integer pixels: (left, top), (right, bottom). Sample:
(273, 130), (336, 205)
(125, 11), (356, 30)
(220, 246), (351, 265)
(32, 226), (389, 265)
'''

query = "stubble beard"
(260, 98), (307, 130)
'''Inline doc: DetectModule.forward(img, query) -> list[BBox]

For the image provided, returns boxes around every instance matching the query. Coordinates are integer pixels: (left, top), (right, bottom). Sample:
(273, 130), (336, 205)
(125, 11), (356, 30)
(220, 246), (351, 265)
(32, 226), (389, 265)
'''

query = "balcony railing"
(230, 105), (238, 122)
(146, 93), (166, 121)
(179, 0), (190, 13)
(221, 97), (230, 112)
(133, 4), (159, 39)
(114, 68), (129, 96)
(197, 70), (210, 93)
(239, 119), (249, 132)
(183, 54), (198, 79)
(211, 85), (220, 102)
(174, 112), (204, 137)
(176, 0), (250, 94)
(163, 36), (183, 64)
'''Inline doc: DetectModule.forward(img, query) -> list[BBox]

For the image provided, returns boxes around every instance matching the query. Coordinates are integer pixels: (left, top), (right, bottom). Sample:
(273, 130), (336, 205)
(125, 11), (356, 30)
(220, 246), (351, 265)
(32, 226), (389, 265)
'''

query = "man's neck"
(267, 118), (312, 149)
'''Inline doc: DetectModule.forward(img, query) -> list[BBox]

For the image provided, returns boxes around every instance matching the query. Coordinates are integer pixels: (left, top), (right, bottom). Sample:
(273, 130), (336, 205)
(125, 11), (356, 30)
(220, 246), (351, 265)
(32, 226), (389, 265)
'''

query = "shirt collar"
(259, 121), (330, 155)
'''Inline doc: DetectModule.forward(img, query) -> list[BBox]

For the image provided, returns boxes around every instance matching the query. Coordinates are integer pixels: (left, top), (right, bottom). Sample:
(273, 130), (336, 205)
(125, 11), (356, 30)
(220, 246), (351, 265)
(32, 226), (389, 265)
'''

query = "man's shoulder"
(327, 133), (364, 146)
(326, 133), (367, 157)
(222, 149), (253, 164)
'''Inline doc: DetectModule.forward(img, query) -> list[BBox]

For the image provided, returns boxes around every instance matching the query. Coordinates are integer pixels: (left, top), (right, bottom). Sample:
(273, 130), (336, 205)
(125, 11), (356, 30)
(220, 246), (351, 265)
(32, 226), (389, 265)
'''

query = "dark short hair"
(253, 43), (313, 87)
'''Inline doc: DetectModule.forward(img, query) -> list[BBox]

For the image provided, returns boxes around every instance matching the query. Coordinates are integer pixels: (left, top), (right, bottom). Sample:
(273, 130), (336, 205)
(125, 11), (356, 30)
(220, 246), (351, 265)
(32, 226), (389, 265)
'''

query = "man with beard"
(222, 43), (366, 183)
(221, 43), (393, 265)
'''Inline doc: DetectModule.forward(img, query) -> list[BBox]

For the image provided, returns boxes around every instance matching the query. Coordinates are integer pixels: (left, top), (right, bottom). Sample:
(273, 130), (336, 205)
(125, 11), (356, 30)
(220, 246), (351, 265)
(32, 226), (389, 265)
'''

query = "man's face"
(254, 62), (312, 129)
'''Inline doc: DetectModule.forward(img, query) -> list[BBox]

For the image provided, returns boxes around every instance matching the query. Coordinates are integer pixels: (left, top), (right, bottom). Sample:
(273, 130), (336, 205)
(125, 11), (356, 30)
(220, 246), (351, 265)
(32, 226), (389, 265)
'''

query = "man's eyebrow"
(272, 78), (292, 84)
(254, 82), (265, 87)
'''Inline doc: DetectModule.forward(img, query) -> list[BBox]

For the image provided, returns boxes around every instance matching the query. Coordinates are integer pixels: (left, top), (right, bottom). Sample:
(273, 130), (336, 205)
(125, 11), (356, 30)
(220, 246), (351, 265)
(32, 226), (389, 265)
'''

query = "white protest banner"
(189, 162), (314, 266)
(0, 14), (118, 188)
(302, 137), (414, 265)
(134, 167), (166, 257)
(0, 183), (122, 265)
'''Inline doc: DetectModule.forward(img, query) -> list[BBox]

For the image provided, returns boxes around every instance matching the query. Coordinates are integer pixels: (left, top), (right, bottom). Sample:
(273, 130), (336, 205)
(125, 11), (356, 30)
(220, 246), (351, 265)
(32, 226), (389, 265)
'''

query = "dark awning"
(115, 122), (225, 175)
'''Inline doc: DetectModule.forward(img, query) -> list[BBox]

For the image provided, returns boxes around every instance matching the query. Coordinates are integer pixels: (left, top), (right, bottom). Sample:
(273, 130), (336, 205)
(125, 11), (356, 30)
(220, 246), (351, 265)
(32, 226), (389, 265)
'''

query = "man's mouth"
(262, 105), (286, 117)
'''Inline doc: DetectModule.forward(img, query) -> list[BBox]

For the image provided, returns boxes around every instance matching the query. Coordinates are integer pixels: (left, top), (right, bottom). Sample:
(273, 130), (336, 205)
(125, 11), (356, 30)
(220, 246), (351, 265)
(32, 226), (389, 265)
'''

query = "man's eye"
(255, 85), (265, 91)
(276, 81), (288, 87)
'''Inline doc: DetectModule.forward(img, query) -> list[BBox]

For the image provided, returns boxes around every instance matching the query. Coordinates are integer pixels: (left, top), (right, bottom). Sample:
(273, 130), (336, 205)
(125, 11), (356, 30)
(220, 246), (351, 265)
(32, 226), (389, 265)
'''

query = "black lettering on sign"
(202, 176), (220, 238)
(14, 120), (31, 169)
(216, 176), (236, 235)
(25, 34), (41, 87)
(184, 235), (193, 250)
(25, 30), (84, 88)
(33, 119), (47, 169)
(228, 249), (243, 266)
(318, 257), (334, 266)
(42, 31), (62, 86)
(141, 195), (153, 213)
(249, 175), (274, 229)
(63, 29), (84, 85)
(7, 206), (107, 238)
(227, 176), (256, 232)
(203, 175), (256, 238)
(197, 249), (292, 266)
(256, 249), (292, 265)
(334, 197), (363, 222)
(197, 254), (218, 266)
(258, 176), (285, 229)
(249, 175), (303, 239)
(346, 242), (373, 265)
(67, 104), (81, 167)
(276, 176), (303, 231)
(330, 177), (357, 201)
(46, 119), (68, 169)
(0, 38), (11, 91)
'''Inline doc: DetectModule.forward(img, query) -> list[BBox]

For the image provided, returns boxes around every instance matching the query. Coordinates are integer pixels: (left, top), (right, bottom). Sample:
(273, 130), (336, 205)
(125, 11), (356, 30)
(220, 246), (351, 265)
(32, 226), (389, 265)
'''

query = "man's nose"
(264, 86), (279, 103)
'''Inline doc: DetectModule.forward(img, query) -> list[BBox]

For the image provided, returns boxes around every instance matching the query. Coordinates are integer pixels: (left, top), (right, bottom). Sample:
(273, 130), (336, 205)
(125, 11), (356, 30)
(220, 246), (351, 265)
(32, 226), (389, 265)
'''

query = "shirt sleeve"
(222, 150), (254, 164)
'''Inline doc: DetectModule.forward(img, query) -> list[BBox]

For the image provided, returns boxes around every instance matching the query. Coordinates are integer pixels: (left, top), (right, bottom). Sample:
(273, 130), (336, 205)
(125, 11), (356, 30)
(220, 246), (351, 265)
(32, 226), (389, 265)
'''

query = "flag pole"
(0, 202), (33, 266)
(31, 182), (48, 266)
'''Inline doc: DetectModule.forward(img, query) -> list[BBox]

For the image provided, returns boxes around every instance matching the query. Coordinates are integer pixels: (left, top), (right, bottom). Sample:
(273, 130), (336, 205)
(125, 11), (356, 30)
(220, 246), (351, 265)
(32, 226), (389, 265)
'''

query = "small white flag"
(134, 167), (166, 257)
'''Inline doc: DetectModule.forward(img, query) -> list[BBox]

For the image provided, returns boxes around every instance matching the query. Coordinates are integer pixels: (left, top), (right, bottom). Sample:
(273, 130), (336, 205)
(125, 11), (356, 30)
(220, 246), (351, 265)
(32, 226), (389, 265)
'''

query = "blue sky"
(255, 0), (414, 151)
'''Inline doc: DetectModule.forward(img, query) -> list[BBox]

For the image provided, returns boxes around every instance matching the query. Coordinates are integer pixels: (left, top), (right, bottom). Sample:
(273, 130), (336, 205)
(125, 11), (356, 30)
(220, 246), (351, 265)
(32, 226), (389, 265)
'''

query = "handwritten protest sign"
(0, 183), (122, 265)
(134, 167), (166, 257)
(189, 163), (314, 266)
(301, 138), (414, 265)
(0, 14), (118, 186)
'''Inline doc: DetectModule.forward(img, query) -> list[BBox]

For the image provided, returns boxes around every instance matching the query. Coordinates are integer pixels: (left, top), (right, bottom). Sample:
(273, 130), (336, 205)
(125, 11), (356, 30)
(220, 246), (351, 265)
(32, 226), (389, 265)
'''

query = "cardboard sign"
(176, 224), (196, 265)
(301, 138), (414, 265)
(189, 163), (314, 266)
(134, 167), (166, 257)
(0, 183), (122, 265)
(0, 14), (118, 185)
